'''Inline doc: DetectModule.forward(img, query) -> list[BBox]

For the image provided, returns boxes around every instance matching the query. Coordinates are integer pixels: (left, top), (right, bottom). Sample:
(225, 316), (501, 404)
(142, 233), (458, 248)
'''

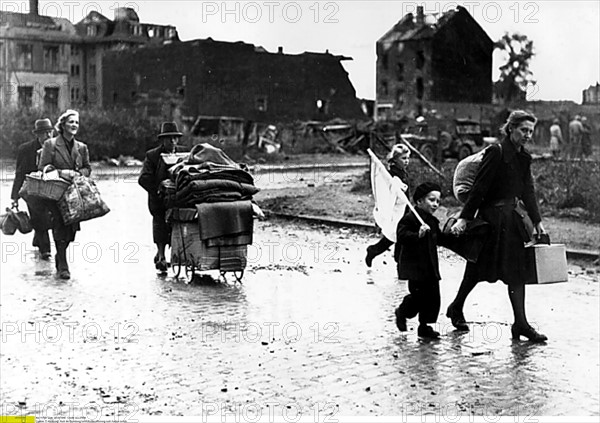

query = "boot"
(55, 241), (70, 280)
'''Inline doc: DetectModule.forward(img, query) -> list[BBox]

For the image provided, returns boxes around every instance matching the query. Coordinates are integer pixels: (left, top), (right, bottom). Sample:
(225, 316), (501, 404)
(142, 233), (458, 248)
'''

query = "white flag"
(367, 149), (410, 243)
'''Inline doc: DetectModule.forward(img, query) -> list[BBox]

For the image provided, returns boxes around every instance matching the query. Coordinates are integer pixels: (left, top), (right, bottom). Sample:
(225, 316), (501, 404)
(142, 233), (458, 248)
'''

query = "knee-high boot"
(55, 240), (70, 279)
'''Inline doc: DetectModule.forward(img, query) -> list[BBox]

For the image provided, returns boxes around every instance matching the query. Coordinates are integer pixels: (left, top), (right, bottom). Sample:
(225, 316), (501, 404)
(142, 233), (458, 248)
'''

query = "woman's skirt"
(463, 203), (533, 286)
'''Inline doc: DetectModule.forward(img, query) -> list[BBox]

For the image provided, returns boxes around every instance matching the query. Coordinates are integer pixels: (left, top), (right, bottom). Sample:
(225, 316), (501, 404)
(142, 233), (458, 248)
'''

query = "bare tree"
(494, 32), (536, 103)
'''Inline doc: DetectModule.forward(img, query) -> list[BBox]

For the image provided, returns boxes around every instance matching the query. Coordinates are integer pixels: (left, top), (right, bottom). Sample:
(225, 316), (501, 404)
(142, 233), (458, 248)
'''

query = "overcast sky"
(24, 1), (600, 102)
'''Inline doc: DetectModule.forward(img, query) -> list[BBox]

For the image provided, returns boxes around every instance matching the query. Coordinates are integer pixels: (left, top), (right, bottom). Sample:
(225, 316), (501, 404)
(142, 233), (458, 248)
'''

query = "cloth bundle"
(58, 176), (110, 225)
(159, 144), (259, 209)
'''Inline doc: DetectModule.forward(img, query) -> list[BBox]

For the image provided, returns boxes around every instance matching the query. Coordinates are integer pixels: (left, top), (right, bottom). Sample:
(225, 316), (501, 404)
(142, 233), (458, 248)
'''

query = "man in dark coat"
(11, 118), (54, 259)
(139, 122), (189, 272)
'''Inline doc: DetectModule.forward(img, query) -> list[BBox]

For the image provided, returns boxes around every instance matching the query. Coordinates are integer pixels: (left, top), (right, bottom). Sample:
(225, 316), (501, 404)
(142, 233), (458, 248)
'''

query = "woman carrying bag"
(448, 110), (548, 342)
(38, 110), (91, 280)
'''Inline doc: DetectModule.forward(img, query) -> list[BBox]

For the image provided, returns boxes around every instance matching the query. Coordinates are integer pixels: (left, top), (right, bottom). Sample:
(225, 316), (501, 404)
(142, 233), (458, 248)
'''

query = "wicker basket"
(21, 165), (71, 201)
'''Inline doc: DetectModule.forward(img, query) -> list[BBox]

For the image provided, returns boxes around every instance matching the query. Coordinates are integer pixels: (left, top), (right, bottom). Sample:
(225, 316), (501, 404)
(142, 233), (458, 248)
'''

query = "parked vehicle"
(443, 119), (497, 160)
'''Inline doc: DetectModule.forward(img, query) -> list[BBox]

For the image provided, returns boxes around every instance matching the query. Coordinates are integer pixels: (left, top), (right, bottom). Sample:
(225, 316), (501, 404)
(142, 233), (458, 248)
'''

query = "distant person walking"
(38, 110), (91, 280)
(366, 144), (411, 267)
(549, 118), (563, 158)
(581, 116), (592, 157)
(568, 115), (584, 158)
(11, 118), (54, 259)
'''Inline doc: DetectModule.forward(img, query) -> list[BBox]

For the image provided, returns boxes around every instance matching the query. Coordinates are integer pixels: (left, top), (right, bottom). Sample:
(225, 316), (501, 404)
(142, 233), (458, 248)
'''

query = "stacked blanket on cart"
(162, 143), (258, 272)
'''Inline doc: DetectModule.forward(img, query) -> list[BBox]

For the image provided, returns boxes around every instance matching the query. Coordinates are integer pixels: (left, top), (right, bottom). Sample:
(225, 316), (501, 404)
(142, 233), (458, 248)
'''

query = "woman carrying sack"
(448, 111), (548, 342)
(38, 110), (91, 280)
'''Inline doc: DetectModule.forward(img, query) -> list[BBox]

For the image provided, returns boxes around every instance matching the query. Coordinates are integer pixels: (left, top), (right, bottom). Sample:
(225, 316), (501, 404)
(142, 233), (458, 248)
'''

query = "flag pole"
(367, 148), (427, 226)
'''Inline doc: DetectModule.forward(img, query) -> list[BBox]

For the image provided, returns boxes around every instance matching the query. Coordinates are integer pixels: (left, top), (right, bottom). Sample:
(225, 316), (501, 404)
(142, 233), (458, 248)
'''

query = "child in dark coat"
(394, 182), (452, 339)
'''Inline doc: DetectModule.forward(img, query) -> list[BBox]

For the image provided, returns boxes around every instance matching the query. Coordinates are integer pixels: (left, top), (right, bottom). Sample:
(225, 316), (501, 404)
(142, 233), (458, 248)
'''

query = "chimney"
(416, 6), (424, 25)
(29, 0), (38, 15)
(277, 46), (283, 54)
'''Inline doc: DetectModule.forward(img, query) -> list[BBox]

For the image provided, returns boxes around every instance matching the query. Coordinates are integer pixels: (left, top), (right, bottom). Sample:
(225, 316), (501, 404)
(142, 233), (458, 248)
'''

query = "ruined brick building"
(582, 82), (600, 104)
(102, 39), (364, 122)
(0, 0), (178, 112)
(375, 5), (493, 121)
(1, 0), (363, 123)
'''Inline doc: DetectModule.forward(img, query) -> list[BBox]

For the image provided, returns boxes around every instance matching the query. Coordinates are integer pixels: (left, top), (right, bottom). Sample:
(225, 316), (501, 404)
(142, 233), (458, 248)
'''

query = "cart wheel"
(172, 256), (182, 278)
(233, 270), (244, 284)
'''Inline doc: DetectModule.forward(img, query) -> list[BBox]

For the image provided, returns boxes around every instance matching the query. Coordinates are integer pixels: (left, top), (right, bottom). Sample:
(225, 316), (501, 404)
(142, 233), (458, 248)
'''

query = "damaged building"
(102, 39), (364, 123)
(0, 0), (178, 111)
(375, 5), (493, 121)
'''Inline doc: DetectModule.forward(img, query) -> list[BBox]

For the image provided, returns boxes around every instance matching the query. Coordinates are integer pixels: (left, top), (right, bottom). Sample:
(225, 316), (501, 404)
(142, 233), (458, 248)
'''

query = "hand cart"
(170, 220), (248, 283)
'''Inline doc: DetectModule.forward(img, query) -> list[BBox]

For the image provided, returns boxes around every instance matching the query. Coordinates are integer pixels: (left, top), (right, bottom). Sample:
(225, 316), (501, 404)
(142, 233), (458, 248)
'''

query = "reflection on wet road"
(1, 176), (598, 419)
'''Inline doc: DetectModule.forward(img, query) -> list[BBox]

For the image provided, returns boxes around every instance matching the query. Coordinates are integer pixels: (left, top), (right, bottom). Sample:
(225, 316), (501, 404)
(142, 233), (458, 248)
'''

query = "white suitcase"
(525, 243), (568, 284)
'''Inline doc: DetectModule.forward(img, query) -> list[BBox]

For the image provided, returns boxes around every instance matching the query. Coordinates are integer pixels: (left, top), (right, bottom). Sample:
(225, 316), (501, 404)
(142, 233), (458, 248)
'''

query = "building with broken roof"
(0, 0), (178, 111)
(582, 82), (600, 105)
(375, 5), (493, 121)
(102, 39), (364, 122)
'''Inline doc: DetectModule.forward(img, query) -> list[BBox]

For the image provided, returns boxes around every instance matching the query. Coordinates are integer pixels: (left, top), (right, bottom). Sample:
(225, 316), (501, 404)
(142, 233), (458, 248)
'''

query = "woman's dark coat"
(459, 138), (541, 286)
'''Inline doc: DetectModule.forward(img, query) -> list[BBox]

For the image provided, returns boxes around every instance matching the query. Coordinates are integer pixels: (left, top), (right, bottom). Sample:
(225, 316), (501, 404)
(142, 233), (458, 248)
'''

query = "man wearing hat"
(10, 118), (55, 259)
(139, 122), (189, 272)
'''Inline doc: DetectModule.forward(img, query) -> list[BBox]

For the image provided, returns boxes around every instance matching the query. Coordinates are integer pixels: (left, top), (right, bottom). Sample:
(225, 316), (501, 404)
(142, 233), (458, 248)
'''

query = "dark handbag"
(513, 200), (534, 243)
(13, 206), (33, 234)
(442, 214), (490, 263)
(1, 207), (19, 235)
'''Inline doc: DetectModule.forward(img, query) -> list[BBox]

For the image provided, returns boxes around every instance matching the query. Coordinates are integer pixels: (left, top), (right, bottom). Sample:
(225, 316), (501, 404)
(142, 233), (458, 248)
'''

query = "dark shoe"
(446, 303), (469, 331)
(58, 269), (71, 280)
(418, 324), (440, 339)
(394, 307), (407, 332)
(41, 251), (52, 260)
(511, 324), (548, 343)
(155, 259), (168, 272)
(153, 253), (160, 264)
(365, 246), (375, 267)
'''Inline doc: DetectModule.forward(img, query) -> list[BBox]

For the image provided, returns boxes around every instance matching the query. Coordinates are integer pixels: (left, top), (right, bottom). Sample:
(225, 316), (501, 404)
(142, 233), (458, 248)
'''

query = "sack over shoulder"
(453, 144), (501, 203)
(58, 176), (110, 225)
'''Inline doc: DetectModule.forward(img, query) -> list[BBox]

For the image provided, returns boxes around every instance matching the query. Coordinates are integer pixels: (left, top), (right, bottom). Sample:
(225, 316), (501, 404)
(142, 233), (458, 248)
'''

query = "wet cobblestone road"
(1, 178), (599, 420)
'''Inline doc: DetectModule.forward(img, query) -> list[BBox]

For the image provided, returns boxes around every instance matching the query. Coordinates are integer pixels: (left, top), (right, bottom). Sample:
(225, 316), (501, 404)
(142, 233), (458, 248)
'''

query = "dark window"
(44, 86), (59, 114)
(18, 86), (33, 108)
(17, 44), (33, 69)
(70, 45), (79, 56)
(396, 62), (404, 81)
(256, 97), (267, 112)
(382, 52), (388, 70)
(382, 81), (388, 96)
(70, 64), (80, 76)
(87, 25), (97, 36)
(70, 87), (80, 102)
(416, 77), (424, 100)
(89, 86), (98, 103)
(43, 46), (60, 71)
(416, 50), (425, 69)
(316, 99), (329, 114)
(396, 88), (405, 106)
(0, 42), (4, 68)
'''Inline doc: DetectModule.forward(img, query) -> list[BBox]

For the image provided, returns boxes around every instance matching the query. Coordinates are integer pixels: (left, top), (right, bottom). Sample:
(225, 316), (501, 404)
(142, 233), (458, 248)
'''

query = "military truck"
(443, 118), (497, 160)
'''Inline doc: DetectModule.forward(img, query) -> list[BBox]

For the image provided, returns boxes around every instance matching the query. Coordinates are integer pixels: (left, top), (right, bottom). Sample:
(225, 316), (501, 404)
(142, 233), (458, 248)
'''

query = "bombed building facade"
(102, 39), (364, 122)
(375, 5), (493, 121)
